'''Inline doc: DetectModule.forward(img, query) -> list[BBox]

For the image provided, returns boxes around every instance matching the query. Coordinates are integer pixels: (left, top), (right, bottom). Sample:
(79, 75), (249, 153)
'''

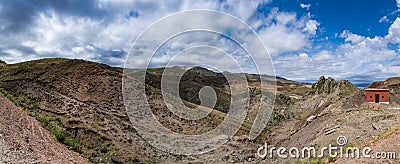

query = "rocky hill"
(0, 58), (310, 163)
(310, 76), (359, 96)
(260, 76), (400, 163)
(1, 58), (400, 163)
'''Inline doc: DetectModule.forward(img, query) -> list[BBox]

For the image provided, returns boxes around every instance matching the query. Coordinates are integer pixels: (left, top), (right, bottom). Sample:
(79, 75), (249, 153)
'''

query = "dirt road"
(0, 93), (88, 163)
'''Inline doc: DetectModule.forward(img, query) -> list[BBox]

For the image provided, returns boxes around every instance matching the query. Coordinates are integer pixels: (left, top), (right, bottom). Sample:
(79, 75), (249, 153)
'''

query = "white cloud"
(340, 30), (366, 44)
(3, 0), (398, 83)
(0, 0), (271, 67)
(300, 3), (311, 10)
(386, 17), (400, 43)
(253, 9), (316, 57)
(312, 50), (334, 61)
(273, 16), (400, 81)
(72, 47), (85, 54)
(0, 0), (318, 75)
(378, 15), (389, 23)
(397, 0), (400, 9)
(219, 0), (261, 21)
(303, 19), (320, 35)
(258, 24), (307, 56)
(299, 53), (308, 58)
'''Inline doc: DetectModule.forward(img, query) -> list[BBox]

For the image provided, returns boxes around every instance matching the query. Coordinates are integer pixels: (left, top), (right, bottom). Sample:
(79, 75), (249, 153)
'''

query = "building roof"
(365, 88), (390, 91)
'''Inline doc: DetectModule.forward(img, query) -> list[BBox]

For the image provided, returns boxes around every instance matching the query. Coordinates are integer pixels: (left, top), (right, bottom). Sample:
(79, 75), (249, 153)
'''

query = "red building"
(365, 88), (390, 104)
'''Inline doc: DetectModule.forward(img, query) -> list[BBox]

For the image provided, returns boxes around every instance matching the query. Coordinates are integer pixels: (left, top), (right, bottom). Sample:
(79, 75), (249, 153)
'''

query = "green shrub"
(52, 127), (65, 142)
(328, 155), (337, 162)
(294, 159), (324, 164)
(36, 115), (52, 125)
(99, 145), (109, 153)
(64, 138), (82, 152)
(0, 87), (16, 103)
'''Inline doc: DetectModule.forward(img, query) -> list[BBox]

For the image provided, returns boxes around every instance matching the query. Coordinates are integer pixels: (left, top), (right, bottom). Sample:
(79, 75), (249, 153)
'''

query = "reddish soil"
(335, 130), (400, 164)
(0, 93), (88, 163)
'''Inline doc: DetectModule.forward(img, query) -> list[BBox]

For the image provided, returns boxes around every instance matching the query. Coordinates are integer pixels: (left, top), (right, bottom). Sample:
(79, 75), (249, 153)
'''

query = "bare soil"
(0, 93), (88, 163)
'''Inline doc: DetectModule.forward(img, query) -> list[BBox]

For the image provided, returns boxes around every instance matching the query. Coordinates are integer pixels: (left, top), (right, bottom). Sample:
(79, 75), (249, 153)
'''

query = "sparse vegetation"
(36, 115), (52, 125)
(99, 143), (111, 153)
(343, 145), (357, 154)
(64, 138), (82, 152)
(294, 158), (324, 164)
(327, 155), (337, 163)
(130, 153), (139, 162)
(50, 120), (82, 153)
(0, 87), (17, 103)
(146, 67), (164, 72)
(52, 126), (65, 142)
(2, 58), (400, 163)
(365, 123), (400, 147)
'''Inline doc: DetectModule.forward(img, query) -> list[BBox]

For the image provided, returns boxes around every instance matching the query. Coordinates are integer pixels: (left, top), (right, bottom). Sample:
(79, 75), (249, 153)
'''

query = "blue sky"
(0, 0), (399, 84)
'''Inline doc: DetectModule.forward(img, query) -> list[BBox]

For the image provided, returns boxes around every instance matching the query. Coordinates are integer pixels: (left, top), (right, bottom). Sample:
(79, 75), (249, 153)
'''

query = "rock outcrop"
(335, 80), (359, 97)
(310, 76), (358, 97)
(311, 76), (337, 94)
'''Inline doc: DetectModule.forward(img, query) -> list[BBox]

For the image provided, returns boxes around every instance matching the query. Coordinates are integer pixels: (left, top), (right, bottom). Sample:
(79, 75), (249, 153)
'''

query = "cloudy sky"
(0, 0), (399, 85)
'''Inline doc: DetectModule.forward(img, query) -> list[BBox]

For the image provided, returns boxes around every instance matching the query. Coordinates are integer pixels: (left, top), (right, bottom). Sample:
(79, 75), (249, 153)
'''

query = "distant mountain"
(354, 82), (372, 88)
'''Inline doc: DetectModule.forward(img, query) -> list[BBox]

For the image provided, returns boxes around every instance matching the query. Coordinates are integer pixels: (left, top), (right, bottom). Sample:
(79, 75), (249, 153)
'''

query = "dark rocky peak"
(311, 76), (337, 94)
(0, 60), (6, 64)
(311, 76), (358, 96)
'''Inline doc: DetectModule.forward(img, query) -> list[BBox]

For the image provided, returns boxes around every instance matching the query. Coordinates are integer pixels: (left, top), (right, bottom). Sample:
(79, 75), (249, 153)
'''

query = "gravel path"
(0, 93), (88, 163)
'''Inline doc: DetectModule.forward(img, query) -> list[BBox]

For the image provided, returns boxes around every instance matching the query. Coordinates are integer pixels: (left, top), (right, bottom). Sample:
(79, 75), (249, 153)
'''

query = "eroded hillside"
(0, 90), (87, 163)
(0, 58), (310, 163)
(1, 58), (399, 163)
(259, 76), (400, 163)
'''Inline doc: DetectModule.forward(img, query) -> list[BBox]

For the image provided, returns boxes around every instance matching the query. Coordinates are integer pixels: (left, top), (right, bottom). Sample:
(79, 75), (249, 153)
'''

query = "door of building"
(375, 94), (380, 103)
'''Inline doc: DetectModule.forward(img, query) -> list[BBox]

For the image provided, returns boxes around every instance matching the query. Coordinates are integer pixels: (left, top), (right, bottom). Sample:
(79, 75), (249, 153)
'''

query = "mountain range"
(0, 58), (399, 163)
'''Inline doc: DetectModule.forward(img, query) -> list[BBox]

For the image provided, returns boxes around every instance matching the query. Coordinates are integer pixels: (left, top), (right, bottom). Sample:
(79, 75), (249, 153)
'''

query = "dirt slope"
(335, 130), (400, 164)
(255, 76), (400, 163)
(0, 93), (88, 163)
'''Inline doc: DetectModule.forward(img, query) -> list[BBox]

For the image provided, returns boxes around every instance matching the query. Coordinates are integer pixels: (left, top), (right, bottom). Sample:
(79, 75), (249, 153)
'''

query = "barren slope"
(0, 58), (287, 163)
(0, 93), (88, 163)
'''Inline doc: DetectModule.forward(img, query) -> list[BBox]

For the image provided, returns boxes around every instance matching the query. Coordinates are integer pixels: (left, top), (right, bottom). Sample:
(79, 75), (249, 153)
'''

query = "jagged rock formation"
(310, 76), (358, 97)
(291, 76), (359, 124)
(311, 76), (337, 94)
